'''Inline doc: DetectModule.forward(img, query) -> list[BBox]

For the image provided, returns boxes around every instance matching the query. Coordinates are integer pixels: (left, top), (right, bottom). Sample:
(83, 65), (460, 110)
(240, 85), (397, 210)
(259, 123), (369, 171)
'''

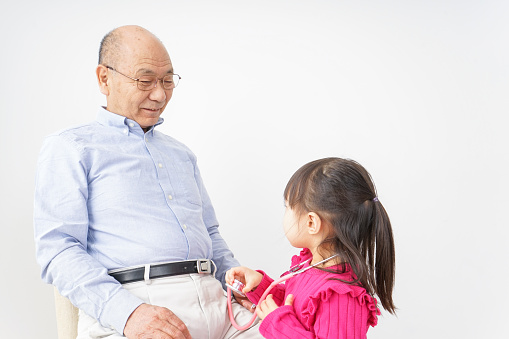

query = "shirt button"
(129, 123), (134, 128)
(183, 224), (188, 229)
(168, 195), (173, 200)
(158, 163), (163, 168)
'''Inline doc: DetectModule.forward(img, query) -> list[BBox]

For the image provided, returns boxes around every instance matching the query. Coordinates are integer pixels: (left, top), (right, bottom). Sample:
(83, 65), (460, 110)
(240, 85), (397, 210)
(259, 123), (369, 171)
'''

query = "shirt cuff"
(99, 287), (144, 335)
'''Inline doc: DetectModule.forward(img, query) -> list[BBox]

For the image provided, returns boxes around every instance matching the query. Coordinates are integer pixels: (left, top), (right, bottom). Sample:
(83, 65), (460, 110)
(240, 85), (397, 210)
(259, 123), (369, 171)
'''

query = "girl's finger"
(285, 294), (294, 306)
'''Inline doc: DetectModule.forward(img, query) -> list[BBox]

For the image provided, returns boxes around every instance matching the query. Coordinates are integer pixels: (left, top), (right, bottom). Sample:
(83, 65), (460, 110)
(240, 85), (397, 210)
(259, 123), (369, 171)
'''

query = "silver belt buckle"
(197, 259), (211, 274)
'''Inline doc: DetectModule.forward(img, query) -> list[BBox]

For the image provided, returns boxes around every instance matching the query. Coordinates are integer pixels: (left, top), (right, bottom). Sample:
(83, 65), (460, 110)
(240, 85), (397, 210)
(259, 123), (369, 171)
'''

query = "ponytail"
(372, 199), (396, 314)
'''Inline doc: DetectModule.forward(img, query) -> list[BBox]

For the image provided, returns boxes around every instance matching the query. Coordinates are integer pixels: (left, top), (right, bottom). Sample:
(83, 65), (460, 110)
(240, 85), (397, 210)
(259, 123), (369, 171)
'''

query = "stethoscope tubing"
(227, 254), (339, 331)
(227, 272), (296, 331)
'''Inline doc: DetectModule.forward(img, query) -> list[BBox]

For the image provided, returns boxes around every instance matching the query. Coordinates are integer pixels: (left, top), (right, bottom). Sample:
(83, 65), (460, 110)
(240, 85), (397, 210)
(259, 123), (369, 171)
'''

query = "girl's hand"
(225, 266), (263, 294)
(256, 294), (294, 320)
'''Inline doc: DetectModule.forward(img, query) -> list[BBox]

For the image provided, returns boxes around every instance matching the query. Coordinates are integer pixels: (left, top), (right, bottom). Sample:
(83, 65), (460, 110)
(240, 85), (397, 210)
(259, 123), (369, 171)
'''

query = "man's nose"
(149, 80), (167, 101)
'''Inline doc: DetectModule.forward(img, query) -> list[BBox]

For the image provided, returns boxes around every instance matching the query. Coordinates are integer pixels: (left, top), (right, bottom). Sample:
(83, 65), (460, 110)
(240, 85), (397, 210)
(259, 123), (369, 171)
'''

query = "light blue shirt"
(34, 107), (239, 334)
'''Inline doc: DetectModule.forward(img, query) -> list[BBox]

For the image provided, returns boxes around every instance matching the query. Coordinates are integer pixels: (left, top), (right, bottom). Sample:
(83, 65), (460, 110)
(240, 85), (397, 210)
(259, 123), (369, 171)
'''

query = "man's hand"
(233, 293), (256, 313)
(124, 304), (192, 339)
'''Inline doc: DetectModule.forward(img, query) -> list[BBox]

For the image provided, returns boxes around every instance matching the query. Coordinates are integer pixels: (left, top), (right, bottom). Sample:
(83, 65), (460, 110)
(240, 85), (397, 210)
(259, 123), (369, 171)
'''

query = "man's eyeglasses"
(105, 66), (181, 91)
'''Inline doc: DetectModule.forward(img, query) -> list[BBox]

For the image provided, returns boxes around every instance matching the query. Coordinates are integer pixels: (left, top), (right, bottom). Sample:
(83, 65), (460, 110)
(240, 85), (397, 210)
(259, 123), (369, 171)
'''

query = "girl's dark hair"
(284, 157), (396, 314)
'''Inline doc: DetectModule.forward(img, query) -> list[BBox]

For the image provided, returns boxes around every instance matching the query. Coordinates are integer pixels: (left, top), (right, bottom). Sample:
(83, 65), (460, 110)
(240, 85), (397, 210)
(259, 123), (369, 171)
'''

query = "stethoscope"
(226, 253), (340, 331)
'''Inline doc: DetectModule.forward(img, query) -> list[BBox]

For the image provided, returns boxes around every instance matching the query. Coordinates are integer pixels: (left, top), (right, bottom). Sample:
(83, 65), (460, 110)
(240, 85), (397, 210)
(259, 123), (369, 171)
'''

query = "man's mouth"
(143, 108), (161, 113)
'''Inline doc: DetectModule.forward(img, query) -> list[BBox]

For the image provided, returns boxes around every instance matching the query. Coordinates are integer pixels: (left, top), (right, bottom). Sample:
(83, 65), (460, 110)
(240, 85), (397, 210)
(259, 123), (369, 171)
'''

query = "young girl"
(226, 157), (396, 338)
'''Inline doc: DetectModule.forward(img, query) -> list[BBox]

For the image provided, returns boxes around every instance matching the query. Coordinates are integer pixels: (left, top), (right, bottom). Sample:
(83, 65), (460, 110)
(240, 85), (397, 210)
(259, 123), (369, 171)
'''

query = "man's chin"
(139, 110), (163, 126)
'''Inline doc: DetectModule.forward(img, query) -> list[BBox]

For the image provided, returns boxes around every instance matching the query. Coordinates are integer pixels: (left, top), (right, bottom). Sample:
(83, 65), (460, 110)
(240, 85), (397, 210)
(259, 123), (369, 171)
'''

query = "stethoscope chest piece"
(225, 279), (246, 297)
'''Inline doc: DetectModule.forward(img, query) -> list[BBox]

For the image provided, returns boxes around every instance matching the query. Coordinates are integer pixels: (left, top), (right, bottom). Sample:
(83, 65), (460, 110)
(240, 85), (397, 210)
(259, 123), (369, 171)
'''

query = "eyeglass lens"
(137, 75), (180, 90)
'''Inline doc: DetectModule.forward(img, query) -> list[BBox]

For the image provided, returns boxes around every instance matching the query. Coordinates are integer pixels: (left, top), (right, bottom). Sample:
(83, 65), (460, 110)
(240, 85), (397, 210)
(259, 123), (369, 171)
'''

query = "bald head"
(98, 25), (166, 67)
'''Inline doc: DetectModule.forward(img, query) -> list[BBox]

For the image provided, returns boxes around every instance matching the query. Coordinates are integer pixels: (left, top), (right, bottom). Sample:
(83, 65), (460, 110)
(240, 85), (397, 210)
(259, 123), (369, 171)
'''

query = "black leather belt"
(109, 260), (212, 284)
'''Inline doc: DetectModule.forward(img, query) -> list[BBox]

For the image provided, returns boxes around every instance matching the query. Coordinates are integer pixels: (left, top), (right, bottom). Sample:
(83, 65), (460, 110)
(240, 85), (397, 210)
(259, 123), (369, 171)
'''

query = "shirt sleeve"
(191, 157), (240, 286)
(34, 134), (143, 335)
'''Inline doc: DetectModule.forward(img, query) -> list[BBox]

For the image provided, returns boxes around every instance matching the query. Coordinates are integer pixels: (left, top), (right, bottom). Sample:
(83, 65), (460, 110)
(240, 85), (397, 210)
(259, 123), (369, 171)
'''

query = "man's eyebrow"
(136, 68), (175, 75)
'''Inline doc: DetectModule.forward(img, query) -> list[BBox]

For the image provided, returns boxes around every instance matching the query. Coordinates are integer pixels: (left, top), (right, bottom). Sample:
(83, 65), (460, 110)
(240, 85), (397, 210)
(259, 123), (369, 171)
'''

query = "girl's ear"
(306, 212), (322, 235)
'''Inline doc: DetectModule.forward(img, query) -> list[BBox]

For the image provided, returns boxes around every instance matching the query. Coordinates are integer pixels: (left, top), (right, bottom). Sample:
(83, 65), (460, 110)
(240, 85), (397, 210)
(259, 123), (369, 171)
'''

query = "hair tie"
(373, 197), (379, 202)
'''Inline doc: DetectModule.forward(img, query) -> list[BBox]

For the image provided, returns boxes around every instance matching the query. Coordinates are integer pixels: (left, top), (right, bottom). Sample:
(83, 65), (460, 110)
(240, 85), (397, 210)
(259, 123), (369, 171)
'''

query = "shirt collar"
(96, 107), (164, 136)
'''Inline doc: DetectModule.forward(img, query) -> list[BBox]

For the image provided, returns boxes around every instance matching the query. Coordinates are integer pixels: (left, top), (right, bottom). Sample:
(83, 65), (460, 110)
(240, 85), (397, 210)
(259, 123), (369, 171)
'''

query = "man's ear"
(306, 212), (322, 235)
(96, 64), (110, 96)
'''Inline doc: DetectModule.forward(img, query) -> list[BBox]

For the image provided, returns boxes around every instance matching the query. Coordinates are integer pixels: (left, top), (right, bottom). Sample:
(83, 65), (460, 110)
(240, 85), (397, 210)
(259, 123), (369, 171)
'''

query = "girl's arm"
(244, 270), (286, 306)
(226, 267), (287, 305)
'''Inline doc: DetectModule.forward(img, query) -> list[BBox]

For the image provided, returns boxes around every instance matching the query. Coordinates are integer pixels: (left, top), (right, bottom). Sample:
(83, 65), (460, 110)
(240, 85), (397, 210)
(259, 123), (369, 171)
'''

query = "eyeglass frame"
(105, 65), (181, 90)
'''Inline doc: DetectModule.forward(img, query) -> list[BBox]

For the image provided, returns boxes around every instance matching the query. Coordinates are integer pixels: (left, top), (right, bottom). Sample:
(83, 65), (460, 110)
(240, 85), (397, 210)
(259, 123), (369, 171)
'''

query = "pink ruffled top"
(246, 249), (380, 339)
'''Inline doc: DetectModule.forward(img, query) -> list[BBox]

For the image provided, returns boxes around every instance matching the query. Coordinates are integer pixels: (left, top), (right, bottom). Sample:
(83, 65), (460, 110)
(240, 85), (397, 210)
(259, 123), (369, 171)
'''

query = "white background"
(1, 0), (507, 338)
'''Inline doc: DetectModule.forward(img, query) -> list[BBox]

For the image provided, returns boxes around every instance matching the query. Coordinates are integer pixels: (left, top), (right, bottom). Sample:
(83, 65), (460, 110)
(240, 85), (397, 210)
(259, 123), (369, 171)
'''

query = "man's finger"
(160, 309), (192, 339)
(124, 304), (192, 339)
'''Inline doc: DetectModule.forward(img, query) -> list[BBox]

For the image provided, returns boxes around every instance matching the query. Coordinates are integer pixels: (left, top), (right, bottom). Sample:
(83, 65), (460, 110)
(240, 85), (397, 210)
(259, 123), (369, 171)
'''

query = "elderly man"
(34, 26), (261, 338)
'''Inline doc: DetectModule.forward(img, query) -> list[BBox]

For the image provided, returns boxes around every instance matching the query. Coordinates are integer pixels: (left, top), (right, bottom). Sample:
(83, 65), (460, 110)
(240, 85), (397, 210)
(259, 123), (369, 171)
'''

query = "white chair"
(54, 287), (79, 339)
